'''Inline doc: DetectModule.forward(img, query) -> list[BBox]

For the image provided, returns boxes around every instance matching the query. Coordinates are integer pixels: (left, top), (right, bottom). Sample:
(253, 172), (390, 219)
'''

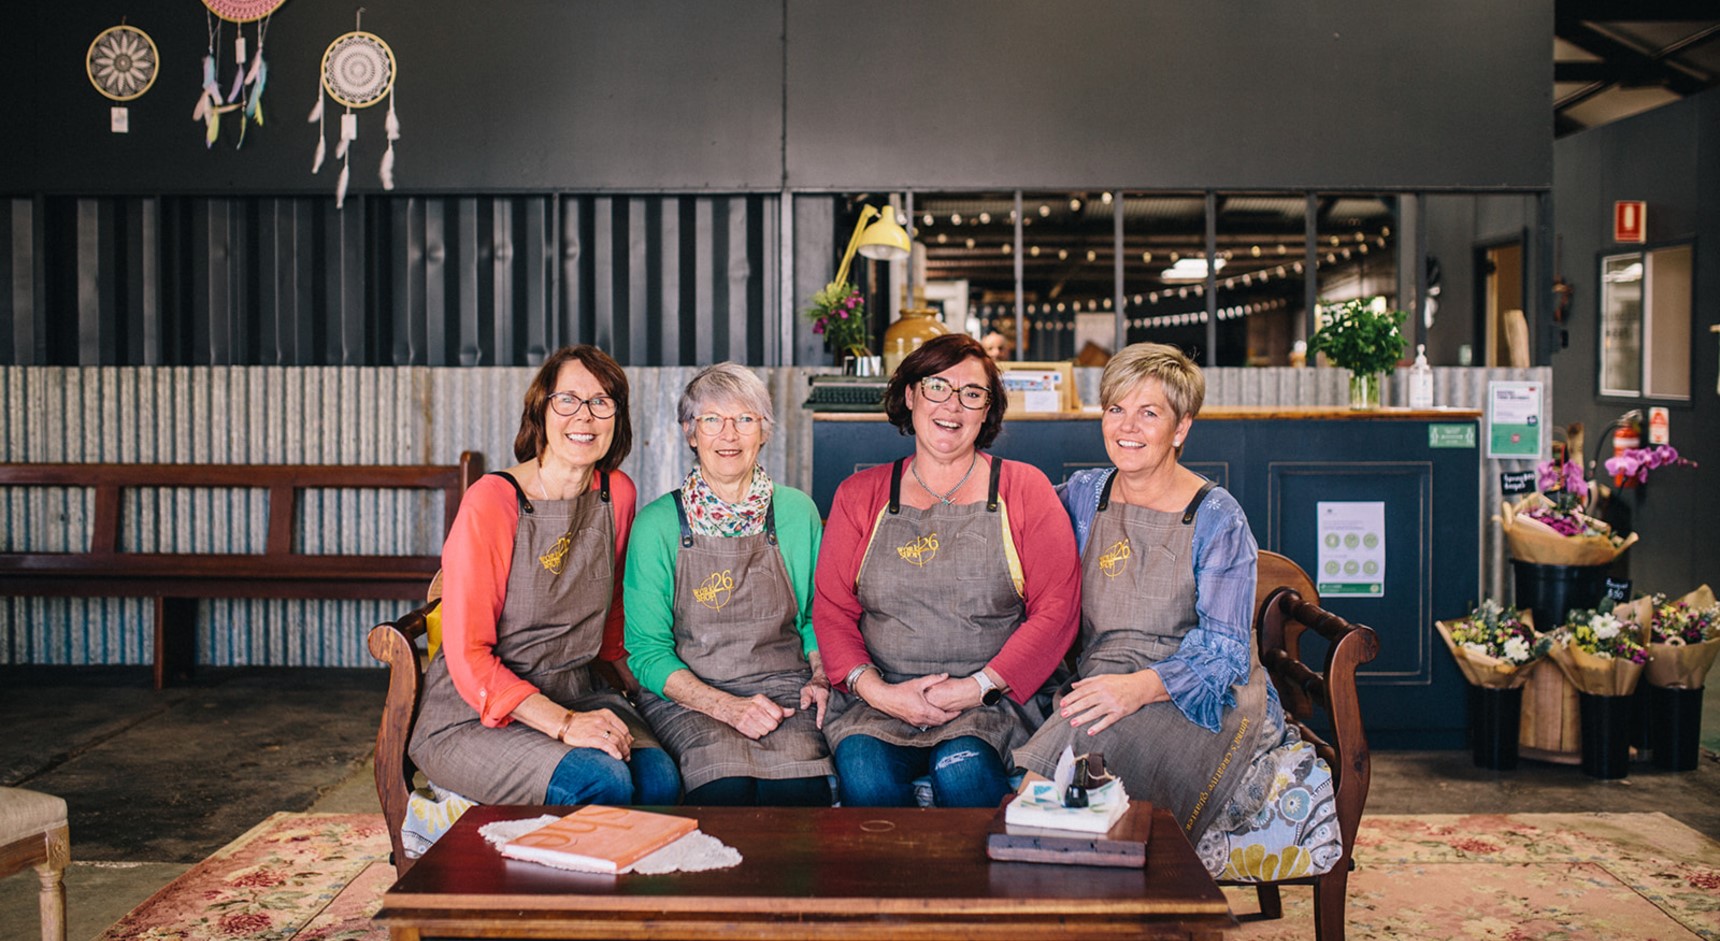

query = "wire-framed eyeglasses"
(917, 376), (991, 410)
(548, 392), (617, 419)
(692, 413), (763, 437)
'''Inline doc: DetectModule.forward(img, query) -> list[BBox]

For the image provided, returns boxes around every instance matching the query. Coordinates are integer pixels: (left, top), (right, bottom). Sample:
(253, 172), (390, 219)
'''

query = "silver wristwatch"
(973, 670), (1004, 706)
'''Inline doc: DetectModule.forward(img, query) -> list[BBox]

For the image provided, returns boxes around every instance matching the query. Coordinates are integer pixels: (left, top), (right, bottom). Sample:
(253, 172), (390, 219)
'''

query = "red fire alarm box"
(1614, 201), (1647, 243)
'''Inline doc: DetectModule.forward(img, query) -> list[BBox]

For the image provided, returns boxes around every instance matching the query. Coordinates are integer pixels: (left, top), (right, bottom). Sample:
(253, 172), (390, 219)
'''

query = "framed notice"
(1316, 502), (1385, 598)
(1486, 381), (1543, 460)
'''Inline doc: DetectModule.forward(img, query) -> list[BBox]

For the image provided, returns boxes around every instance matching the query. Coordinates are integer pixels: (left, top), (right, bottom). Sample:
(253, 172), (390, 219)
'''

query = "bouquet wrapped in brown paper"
(1547, 606), (1647, 697)
(1624, 586), (1720, 689)
(1435, 601), (1549, 689)
(1497, 492), (1637, 567)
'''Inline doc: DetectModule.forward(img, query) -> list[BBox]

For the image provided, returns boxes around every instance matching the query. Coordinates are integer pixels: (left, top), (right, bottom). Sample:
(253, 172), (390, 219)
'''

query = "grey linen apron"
(408, 471), (659, 805)
(635, 491), (834, 792)
(1013, 474), (1267, 841)
(823, 456), (1045, 756)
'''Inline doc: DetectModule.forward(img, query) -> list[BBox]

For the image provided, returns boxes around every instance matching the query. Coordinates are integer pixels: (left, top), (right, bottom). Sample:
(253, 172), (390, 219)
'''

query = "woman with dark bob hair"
(813, 333), (1080, 807)
(409, 344), (680, 807)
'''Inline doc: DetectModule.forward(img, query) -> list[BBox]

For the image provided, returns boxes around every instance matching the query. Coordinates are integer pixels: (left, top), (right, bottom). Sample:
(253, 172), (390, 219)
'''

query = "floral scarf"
(680, 464), (773, 537)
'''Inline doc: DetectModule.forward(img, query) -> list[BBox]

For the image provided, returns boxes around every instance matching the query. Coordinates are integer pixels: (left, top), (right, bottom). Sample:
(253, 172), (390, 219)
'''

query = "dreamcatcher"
(87, 22), (159, 132)
(307, 13), (399, 209)
(192, 0), (285, 148)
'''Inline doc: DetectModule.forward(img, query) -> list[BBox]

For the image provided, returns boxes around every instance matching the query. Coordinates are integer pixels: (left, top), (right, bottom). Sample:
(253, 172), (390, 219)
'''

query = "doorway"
(1476, 237), (1528, 367)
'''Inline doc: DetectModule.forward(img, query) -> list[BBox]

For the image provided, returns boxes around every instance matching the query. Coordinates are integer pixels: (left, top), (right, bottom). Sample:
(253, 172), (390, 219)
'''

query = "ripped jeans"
(833, 734), (1010, 808)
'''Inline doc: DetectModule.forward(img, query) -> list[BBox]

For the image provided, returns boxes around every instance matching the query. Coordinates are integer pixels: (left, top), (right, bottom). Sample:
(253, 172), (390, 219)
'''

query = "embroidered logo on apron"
(1099, 537), (1132, 577)
(693, 569), (735, 610)
(896, 533), (940, 567)
(539, 534), (573, 574)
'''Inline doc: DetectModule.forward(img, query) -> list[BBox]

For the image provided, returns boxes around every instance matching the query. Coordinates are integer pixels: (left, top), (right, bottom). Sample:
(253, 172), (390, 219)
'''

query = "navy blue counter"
(812, 407), (1484, 749)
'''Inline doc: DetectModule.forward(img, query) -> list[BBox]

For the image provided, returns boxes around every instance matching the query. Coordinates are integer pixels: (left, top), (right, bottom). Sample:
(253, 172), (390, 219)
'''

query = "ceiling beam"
(1556, 0), (1720, 22)
(1554, 19), (1709, 95)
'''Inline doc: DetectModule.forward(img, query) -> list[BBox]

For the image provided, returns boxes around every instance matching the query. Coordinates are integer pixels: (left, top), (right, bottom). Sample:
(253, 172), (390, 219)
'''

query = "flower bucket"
(1648, 684), (1705, 772)
(1347, 371), (1381, 410)
(1511, 561), (1607, 637)
(1578, 692), (1632, 779)
(1469, 684), (1522, 770)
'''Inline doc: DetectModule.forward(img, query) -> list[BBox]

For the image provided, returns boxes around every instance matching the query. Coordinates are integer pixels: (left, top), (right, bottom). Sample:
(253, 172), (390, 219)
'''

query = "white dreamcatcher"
(192, 0), (284, 148)
(308, 12), (399, 209)
(88, 22), (159, 131)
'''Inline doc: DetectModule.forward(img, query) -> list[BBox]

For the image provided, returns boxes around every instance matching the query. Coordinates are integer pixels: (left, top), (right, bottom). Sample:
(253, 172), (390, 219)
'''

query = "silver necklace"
(912, 454), (979, 505)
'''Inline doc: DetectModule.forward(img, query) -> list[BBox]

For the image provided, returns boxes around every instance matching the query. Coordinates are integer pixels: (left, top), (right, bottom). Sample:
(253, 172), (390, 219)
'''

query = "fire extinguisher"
(1612, 417), (1641, 488)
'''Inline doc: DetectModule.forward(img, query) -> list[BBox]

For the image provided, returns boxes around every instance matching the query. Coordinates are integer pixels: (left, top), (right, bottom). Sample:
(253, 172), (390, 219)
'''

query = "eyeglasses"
(693, 413), (763, 437)
(548, 392), (617, 419)
(917, 376), (991, 410)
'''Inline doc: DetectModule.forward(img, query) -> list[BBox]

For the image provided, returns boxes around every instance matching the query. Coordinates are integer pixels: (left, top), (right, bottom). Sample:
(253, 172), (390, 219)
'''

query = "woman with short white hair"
(624, 362), (833, 805)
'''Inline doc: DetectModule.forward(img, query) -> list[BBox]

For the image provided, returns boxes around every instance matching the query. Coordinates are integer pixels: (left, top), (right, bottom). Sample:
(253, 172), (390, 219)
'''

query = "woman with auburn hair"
(409, 345), (680, 807)
(813, 333), (1080, 808)
(1012, 342), (1340, 877)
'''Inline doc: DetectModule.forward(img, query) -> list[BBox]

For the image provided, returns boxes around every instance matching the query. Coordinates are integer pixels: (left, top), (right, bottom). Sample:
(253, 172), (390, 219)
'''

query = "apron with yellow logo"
(409, 471), (660, 805)
(1013, 473), (1266, 841)
(636, 491), (833, 792)
(824, 456), (1045, 756)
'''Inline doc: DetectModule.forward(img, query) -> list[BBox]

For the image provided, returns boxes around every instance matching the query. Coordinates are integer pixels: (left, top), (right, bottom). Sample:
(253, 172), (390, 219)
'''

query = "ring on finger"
(602, 730), (611, 738)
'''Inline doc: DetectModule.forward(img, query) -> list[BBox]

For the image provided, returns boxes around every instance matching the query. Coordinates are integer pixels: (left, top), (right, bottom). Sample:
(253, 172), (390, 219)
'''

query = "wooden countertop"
(815, 406), (1482, 421)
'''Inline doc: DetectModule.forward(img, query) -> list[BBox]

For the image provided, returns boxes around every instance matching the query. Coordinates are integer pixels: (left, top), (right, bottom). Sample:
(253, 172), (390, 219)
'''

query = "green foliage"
(1308, 300), (1408, 376)
(805, 282), (871, 358)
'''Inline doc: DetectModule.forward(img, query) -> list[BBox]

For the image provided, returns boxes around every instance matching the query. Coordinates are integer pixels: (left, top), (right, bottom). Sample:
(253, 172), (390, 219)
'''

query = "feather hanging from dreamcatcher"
(310, 15), (398, 209)
(196, 0), (284, 148)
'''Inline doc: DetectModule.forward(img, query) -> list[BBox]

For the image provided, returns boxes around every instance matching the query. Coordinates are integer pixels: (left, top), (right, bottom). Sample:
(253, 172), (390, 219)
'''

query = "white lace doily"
(480, 815), (742, 875)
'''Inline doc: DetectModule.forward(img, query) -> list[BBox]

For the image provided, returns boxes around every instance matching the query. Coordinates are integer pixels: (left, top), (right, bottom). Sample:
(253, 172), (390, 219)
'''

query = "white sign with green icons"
(1316, 502), (1385, 597)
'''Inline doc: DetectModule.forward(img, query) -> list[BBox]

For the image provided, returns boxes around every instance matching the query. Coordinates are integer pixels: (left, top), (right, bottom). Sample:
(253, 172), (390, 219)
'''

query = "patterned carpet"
(95, 811), (1720, 941)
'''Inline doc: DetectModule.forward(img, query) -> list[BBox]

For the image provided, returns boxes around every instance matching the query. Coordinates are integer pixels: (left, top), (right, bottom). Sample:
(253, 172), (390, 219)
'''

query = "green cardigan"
(622, 483), (823, 697)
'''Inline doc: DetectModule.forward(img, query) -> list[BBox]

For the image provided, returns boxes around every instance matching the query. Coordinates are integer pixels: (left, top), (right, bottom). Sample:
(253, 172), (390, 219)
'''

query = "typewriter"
(801, 375), (888, 412)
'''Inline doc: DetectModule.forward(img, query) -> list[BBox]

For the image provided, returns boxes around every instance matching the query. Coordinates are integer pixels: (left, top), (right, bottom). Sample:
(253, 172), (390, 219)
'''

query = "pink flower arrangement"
(1604, 444), (1696, 485)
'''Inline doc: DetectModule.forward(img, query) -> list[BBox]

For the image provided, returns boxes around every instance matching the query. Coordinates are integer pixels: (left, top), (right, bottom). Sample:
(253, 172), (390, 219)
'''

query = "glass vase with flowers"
(806, 282), (874, 373)
(1307, 299), (1408, 409)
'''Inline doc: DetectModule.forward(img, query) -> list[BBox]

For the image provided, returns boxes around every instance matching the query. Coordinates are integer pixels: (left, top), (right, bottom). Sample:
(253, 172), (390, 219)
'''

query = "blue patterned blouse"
(1058, 467), (1282, 733)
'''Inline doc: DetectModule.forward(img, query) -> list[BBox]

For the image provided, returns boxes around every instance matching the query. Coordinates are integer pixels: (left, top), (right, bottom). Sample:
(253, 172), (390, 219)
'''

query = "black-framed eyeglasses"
(918, 376), (991, 410)
(548, 392), (617, 419)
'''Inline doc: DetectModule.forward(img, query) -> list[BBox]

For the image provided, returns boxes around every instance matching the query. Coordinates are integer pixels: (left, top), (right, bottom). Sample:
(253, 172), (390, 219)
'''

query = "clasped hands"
(853, 671), (987, 729)
(714, 677), (829, 741)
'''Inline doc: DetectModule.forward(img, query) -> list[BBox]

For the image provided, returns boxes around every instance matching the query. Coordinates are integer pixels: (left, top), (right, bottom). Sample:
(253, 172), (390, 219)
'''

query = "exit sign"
(1614, 201), (1647, 243)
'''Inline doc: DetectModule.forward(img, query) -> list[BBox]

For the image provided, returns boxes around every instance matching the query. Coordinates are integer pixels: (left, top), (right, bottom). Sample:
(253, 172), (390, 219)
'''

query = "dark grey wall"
(6, 0), (1551, 196)
(1550, 88), (1719, 597)
(789, 1), (1552, 191)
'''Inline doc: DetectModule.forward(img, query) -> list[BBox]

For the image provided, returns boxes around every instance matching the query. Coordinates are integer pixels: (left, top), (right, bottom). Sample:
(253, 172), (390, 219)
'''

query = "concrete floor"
(1, 666), (1716, 941)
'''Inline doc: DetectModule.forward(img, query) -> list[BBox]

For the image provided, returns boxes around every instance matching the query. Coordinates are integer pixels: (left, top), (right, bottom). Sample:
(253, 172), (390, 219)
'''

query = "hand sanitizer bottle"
(1409, 344), (1434, 409)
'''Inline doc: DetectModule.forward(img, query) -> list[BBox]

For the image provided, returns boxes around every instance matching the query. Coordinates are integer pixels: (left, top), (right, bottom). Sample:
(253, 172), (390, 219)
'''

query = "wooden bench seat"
(0, 453), (483, 687)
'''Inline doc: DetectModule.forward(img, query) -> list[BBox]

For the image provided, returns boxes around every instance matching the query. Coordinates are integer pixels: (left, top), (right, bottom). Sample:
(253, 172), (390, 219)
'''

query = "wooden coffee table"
(376, 804), (1234, 940)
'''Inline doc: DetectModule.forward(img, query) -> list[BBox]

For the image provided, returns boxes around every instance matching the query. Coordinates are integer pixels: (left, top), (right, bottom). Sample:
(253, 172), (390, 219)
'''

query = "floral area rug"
(1227, 812), (1720, 940)
(96, 813), (392, 941)
(95, 811), (1718, 941)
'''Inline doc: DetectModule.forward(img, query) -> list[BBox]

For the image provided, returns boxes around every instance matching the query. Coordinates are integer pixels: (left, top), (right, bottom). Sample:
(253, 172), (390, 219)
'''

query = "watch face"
(981, 687), (1003, 706)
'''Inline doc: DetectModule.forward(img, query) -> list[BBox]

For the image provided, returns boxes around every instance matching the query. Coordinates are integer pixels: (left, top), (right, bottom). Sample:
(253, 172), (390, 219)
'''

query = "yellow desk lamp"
(830, 204), (912, 292)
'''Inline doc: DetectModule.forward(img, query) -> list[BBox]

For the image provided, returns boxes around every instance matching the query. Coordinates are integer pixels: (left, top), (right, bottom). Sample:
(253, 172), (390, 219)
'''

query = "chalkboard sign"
(1605, 578), (1632, 604)
(1500, 470), (1536, 495)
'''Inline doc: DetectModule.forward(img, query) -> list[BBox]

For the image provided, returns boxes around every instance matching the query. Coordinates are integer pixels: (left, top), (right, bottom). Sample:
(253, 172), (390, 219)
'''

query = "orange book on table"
(500, 806), (697, 874)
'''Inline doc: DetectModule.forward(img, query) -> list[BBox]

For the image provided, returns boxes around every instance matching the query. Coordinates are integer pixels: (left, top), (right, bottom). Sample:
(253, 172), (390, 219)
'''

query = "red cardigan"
(812, 455), (1080, 704)
(440, 471), (637, 727)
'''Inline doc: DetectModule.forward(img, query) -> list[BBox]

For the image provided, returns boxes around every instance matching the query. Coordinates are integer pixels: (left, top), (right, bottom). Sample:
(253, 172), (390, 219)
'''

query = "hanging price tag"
(341, 112), (358, 141)
(236, 35), (247, 64)
(1604, 578), (1632, 604)
(110, 107), (129, 134)
(1499, 470), (1536, 496)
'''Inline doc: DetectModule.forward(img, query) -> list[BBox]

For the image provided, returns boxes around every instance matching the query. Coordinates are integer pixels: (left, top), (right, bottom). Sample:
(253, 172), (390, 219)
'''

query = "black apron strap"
(492, 471), (534, 515)
(1181, 480), (1217, 525)
(888, 458), (905, 515)
(1096, 468), (1118, 512)
(985, 453), (1002, 512)
(764, 495), (778, 545)
(598, 469), (612, 503)
(671, 489), (694, 547)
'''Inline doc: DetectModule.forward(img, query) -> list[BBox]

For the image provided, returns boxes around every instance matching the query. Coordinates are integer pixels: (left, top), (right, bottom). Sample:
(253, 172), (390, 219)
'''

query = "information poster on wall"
(1316, 502), (1385, 597)
(1486, 381), (1544, 459)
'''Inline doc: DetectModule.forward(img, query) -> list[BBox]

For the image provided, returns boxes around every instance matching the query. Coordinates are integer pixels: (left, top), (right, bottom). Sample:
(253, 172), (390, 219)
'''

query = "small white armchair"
(0, 786), (69, 941)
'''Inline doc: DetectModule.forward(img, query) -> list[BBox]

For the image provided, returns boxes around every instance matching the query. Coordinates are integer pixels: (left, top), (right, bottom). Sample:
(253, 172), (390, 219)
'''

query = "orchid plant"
(1604, 444), (1696, 486)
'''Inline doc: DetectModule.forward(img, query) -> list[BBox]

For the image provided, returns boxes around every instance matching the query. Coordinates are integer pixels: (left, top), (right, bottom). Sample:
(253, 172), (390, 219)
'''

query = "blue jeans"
(684, 775), (833, 807)
(834, 734), (1010, 808)
(545, 746), (681, 805)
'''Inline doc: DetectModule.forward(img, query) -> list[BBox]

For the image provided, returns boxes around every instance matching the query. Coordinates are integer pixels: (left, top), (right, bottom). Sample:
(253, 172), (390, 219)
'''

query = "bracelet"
(553, 711), (575, 743)
(843, 663), (878, 690)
